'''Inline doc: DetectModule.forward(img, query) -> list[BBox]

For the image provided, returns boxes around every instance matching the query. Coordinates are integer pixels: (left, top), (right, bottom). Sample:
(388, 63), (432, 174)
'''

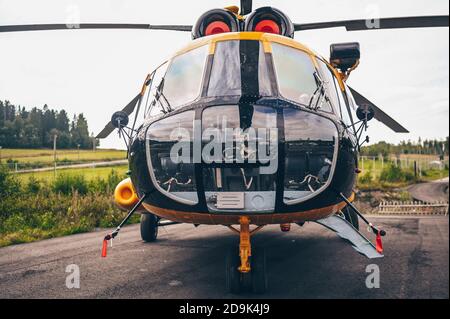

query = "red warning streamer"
(101, 239), (108, 257)
(101, 234), (112, 258)
(376, 232), (383, 254)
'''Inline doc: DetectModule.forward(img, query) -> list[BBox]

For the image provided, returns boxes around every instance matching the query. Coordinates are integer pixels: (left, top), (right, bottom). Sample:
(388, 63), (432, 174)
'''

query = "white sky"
(0, 0), (448, 149)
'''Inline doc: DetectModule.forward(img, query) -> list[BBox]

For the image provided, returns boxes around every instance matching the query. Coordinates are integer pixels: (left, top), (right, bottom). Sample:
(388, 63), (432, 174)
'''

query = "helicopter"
(2, 0), (448, 294)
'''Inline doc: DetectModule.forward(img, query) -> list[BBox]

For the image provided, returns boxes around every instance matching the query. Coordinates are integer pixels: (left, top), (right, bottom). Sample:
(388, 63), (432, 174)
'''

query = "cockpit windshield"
(145, 39), (339, 119)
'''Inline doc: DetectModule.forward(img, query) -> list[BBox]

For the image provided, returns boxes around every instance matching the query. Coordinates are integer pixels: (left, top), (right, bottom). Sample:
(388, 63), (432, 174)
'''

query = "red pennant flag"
(101, 239), (108, 257)
(376, 232), (383, 254)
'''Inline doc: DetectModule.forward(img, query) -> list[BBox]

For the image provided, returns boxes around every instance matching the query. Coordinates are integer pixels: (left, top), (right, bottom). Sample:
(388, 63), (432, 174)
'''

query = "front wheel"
(251, 248), (268, 294)
(225, 247), (268, 294)
(140, 213), (158, 242)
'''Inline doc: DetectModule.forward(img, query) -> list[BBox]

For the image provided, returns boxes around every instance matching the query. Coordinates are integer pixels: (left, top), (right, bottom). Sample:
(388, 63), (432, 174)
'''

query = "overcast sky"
(0, 0), (448, 149)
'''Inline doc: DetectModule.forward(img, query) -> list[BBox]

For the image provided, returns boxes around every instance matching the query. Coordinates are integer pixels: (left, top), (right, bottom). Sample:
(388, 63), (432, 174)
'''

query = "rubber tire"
(140, 213), (158, 242)
(225, 249), (241, 294)
(343, 206), (359, 230)
(226, 248), (268, 294)
(251, 248), (268, 294)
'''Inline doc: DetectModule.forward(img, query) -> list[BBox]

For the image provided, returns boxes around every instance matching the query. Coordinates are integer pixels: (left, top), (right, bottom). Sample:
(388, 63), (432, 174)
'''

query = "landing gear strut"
(225, 217), (267, 294)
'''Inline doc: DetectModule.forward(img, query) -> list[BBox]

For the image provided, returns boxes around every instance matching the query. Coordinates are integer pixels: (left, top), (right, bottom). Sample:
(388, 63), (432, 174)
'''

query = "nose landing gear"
(226, 217), (267, 294)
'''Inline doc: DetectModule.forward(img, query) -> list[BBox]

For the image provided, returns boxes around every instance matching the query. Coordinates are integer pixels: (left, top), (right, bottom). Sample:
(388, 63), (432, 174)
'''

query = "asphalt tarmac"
(408, 177), (449, 203)
(0, 216), (448, 299)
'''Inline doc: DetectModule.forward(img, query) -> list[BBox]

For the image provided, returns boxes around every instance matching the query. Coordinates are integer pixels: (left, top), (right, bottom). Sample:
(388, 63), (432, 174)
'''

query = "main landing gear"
(140, 213), (180, 242)
(225, 217), (267, 294)
(140, 213), (159, 242)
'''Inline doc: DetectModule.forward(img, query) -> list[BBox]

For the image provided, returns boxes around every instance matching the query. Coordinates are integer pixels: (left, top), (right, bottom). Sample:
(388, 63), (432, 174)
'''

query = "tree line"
(0, 100), (96, 149)
(361, 137), (449, 158)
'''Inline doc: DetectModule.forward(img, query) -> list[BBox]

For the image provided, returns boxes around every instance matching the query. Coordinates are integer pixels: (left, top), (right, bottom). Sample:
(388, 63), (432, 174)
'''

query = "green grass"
(0, 192), (140, 248)
(16, 165), (129, 182)
(359, 158), (448, 180)
(0, 148), (126, 168)
(420, 169), (449, 182)
(0, 166), (137, 247)
(357, 158), (449, 190)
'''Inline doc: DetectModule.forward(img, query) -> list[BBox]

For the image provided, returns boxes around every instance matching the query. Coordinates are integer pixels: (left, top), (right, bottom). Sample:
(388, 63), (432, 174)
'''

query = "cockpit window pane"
(315, 59), (339, 114)
(207, 40), (272, 98)
(145, 62), (169, 118)
(162, 45), (208, 109)
(271, 43), (318, 106)
(208, 41), (241, 96)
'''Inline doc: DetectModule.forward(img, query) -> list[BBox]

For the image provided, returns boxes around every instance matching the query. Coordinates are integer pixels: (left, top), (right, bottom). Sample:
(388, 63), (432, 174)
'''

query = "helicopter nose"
(142, 104), (339, 209)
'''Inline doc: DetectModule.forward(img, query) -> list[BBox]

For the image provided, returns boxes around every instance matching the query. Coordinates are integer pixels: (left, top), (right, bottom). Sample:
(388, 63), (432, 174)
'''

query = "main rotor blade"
(240, 0), (253, 16)
(122, 94), (142, 116)
(96, 93), (142, 139)
(0, 23), (192, 33)
(349, 87), (409, 133)
(96, 122), (116, 140)
(294, 15), (449, 32)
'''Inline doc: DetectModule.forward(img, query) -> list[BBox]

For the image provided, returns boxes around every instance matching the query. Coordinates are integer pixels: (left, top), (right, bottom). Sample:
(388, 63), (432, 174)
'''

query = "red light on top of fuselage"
(254, 20), (281, 34)
(205, 21), (231, 36)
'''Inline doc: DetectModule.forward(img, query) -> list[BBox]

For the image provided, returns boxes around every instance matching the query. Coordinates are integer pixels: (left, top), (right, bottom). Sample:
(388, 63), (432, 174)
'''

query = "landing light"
(255, 20), (280, 34)
(205, 21), (231, 36)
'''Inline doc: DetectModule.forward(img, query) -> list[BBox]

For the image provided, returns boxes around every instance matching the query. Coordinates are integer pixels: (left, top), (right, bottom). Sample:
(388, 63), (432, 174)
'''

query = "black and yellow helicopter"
(2, 0), (448, 293)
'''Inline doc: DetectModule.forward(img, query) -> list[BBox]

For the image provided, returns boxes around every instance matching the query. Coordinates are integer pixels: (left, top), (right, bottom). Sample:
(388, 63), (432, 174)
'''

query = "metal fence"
(378, 201), (449, 216)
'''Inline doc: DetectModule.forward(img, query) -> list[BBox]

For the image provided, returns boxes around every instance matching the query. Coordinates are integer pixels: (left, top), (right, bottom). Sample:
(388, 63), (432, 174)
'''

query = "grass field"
(0, 148), (126, 168)
(15, 165), (128, 182)
(359, 156), (449, 180)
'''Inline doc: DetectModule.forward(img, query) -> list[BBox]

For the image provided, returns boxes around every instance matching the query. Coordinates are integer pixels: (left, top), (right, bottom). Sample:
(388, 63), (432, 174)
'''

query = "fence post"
(414, 161), (418, 179)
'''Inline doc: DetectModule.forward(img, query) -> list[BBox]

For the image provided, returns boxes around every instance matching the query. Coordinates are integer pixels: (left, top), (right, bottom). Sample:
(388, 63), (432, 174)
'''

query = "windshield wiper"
(308, 71), (330, 111)
(155, 86), (173, 113)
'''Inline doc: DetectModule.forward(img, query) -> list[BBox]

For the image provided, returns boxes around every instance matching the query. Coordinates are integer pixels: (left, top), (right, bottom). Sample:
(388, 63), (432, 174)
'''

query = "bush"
(53, 174), (88, 195)
(87, 169), (123, 193)
(359, 171), (373, 184)
(26, 176), (41, 194)
(0, 191), (126, 246)
(0, 166), (21, 197)
(0, 167), (131, 247)
(379, 164), (415, 183)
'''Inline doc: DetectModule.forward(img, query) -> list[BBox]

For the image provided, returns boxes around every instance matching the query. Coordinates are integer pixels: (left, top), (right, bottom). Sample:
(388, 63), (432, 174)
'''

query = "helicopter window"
(146, 111), (198, 205)
(271, 43), (318, 107)
(283, 108), (338, 205)
(162, 45), (209, 109)
(145, 62), (169, 118)
(315, 59), (339, 114)
(207, 40), (272, 97)
(208, 41), (241, 96)
(201, 105), (278, 213)
(333, 76), (353, 127)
